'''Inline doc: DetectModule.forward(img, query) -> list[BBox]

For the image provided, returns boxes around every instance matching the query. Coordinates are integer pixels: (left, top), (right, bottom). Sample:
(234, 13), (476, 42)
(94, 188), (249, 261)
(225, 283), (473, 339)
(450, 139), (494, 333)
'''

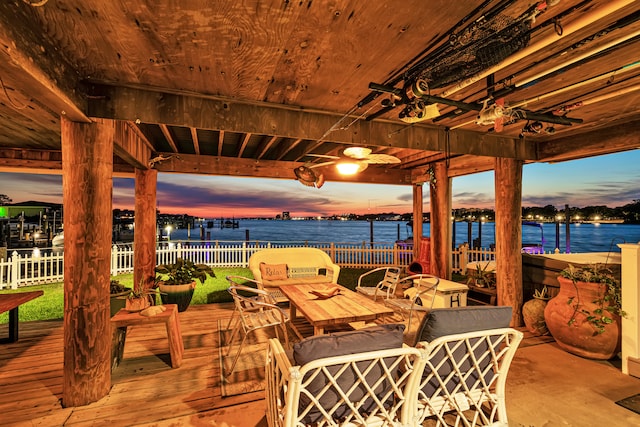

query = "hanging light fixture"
(336, 161), (367, 175)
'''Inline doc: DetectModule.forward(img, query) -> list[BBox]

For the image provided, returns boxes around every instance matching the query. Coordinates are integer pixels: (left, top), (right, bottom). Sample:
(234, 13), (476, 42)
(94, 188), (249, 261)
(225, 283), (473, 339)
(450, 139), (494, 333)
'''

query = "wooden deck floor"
(3, 303), (639, 426)
(0, 303), (273, 426)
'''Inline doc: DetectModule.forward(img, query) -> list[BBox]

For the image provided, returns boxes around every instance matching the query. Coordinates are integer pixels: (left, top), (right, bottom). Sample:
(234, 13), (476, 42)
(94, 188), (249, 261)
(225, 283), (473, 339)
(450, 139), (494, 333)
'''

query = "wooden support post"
(61, 117), (114, 406)
(429, 162), (452, 279)
(412, 184), (423, 259)
(494, 157), (523, 326)
(134, 168), (158, 292)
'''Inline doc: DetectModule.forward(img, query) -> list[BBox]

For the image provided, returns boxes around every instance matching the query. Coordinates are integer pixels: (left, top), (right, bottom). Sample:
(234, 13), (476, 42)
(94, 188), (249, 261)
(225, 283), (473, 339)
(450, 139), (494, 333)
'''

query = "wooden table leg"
(165, 308), (184, 368)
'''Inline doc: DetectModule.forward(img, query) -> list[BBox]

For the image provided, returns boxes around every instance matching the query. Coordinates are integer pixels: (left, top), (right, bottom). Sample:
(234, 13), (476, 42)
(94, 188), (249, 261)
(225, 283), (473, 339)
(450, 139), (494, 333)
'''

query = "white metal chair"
(265, 325), (426, 427)
(384, 273), (439, 330)
(413, 307), (523, 426)
(355, 266), (402, 301)
(223, 276), (299, 377)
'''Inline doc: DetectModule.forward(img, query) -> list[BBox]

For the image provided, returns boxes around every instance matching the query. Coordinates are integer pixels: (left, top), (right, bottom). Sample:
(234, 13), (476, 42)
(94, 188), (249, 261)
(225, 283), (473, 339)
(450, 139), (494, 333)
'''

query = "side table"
(111, 304), (184, 369)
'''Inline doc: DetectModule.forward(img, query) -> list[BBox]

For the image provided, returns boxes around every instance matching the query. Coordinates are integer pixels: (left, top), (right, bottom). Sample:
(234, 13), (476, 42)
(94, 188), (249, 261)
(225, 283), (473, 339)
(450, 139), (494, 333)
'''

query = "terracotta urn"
(125, 296), (150, 312)
(544, 276), (621, 360)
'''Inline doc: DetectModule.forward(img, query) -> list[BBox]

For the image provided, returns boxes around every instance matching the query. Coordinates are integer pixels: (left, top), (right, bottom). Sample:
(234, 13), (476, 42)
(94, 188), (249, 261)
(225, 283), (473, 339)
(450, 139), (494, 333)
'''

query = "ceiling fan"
(306, 146), (401, 174)
(294, 146), (401, 188)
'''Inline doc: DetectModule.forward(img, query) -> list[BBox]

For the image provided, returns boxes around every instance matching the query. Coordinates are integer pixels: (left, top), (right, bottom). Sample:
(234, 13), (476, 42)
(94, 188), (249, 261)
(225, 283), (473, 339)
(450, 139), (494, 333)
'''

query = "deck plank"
(0, 303), (274, 426)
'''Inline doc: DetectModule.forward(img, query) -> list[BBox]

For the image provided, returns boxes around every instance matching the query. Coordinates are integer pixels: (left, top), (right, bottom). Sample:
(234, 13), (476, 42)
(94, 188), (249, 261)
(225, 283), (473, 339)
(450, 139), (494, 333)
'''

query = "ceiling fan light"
(336, 161), (362, 175)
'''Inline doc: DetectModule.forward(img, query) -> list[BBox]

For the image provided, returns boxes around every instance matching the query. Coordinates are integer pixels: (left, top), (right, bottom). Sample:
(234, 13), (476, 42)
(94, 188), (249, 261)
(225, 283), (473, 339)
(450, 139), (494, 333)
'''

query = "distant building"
(282, 211), (290, 220)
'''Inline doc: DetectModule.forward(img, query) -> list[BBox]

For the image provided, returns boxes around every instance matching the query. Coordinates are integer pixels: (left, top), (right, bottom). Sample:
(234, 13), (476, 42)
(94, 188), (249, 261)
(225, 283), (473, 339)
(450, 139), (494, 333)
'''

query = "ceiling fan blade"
(363, 153), (401, 164)
(306, 153), (340, 160)
(343, 146), (372, 159)
(307, 161), (335, 168)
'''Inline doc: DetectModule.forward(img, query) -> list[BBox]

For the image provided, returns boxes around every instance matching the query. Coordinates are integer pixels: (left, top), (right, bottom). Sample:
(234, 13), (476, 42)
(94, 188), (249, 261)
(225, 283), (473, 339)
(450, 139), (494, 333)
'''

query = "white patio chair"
(355, 266), (402, 301)
(384, 273), (439, 330)
(265, 324), (426, 427)
(223, 276), (299, 377)
(413, 306), (523, 426)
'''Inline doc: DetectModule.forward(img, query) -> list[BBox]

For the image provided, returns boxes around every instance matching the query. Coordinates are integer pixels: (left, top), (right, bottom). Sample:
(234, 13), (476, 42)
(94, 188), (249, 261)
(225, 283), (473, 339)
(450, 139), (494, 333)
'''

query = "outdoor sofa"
(249, 247), (340, 300)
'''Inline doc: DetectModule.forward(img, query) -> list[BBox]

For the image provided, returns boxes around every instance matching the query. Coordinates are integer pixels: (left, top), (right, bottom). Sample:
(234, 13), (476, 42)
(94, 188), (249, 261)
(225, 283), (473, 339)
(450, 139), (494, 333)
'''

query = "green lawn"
(1, 268), (469, 323)
(0, 267), (372, 324)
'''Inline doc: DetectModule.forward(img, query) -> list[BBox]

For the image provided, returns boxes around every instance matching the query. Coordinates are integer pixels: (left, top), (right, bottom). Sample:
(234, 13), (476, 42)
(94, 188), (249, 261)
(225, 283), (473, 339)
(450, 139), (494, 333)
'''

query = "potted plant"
(111, 278), (157, 313)
(155, 258), (215, 312)
(522, 286), (550, 336)
(467, 262), (496, 288)
(544, 263), (625, 360)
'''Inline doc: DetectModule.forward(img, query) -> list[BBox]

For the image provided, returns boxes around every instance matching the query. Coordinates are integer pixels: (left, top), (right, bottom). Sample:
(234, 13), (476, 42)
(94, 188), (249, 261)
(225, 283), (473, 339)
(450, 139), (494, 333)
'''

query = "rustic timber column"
(429, 163), (452, 279)
(61, 117), (114, 407)
(494, 157), (523, 326)
(412, 184), (424, 259)
(134, 168), (157, 291)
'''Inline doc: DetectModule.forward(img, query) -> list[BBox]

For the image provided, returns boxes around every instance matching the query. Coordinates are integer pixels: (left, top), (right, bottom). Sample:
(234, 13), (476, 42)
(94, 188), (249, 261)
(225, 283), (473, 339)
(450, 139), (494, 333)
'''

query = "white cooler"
(412, 278), (468, 308)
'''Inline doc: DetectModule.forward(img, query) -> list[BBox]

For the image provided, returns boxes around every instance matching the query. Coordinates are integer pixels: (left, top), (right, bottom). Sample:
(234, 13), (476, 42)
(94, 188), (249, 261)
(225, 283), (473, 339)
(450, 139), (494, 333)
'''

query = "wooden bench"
(0, 290), (44, 343)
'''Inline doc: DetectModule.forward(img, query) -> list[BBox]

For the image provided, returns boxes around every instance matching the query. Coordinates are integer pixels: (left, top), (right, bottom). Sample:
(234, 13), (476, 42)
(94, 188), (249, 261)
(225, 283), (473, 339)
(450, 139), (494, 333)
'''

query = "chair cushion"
(416, 305), (512, 344)
(259, 262), (288, 281)
(293, 323), (405, 423)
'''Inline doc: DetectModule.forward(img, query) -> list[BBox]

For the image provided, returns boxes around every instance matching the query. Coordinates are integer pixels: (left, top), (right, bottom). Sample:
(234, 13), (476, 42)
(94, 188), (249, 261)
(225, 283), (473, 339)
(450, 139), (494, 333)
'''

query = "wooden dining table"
(279, 283), (394, 335)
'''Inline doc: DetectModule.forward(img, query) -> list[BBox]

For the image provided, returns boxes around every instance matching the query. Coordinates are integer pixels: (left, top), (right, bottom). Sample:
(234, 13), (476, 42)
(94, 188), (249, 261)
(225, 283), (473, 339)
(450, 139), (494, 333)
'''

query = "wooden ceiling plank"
(275, 138), (302, 161)
(0, 3), (89, 122)
(160, 124), (179, 153)
(190, 128), (201, 155)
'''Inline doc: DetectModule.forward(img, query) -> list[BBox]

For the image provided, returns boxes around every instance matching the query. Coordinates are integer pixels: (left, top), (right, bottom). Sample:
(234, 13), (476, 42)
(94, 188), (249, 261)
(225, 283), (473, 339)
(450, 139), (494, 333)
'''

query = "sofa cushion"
(288, 266), (319, 279)
(293, 323), (405, 423)
(416, 305), (512, 343)
(259, 262), (288, 281)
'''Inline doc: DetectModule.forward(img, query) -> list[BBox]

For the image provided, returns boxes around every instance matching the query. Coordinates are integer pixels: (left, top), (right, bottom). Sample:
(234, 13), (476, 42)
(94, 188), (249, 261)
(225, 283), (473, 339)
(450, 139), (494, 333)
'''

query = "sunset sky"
(2, 150), (638, 218)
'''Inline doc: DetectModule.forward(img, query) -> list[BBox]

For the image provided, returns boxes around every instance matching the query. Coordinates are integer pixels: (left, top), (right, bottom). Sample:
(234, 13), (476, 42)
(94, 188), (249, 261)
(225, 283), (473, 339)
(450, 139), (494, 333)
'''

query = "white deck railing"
(0, 241), (496, 289)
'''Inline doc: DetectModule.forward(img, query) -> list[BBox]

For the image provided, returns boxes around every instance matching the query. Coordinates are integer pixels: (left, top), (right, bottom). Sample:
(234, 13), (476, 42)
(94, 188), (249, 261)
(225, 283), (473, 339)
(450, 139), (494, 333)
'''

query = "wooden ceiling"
(0, 0), (639, 186)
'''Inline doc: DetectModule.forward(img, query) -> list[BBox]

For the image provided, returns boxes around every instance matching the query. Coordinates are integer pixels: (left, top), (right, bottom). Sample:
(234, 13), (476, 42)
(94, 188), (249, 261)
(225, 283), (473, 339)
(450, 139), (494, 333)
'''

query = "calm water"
(166, 220), (640, 253)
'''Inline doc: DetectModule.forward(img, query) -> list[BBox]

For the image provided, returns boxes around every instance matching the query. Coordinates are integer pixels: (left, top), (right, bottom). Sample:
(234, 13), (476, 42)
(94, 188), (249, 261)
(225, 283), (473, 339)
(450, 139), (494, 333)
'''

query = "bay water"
(167, 219), (640, 253)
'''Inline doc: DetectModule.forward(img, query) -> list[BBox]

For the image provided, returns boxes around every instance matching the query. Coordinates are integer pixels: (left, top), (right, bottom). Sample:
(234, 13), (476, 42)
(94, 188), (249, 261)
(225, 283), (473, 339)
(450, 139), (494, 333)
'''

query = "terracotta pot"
(523, 297), (549, 336)
(544, 276), (621, 360)
(159, 281), (196, 312)
(125, 296), (150, 312)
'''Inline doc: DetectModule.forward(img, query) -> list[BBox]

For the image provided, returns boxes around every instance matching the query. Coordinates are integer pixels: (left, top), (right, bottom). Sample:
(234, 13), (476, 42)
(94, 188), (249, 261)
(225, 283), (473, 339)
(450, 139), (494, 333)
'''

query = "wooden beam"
(114, 121), (153, 169)
(217, 131), (225, 156)
(61, 117), (113, 406)
(160, 125), (179, 153)
(190, 128), (201, 155)
(429, 163), (451, 279)
(87, 84), (535, 159)
(537, 119), (640, 163)
(237, 133), (252, 157)
(0, 3), (88, 122)
(494, 157), (523, 327)
(134, 169), (157, 294)
(256, 135), (278, 160)
(151, 152), (412, 185)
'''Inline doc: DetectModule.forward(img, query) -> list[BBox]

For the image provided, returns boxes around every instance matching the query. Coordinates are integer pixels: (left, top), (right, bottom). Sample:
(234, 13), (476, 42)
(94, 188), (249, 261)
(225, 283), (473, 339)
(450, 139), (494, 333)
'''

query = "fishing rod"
(437, 0), (636, 99)
(355, 0), (514, 110)
(434, 9), (640, 122)
(449, 59), (640, 130)
(366, 0), (587, 122)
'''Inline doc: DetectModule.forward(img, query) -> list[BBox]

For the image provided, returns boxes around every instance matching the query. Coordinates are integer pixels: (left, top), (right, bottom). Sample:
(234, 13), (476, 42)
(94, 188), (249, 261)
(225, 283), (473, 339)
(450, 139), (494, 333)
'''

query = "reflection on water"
(163, 220), (640, 253)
